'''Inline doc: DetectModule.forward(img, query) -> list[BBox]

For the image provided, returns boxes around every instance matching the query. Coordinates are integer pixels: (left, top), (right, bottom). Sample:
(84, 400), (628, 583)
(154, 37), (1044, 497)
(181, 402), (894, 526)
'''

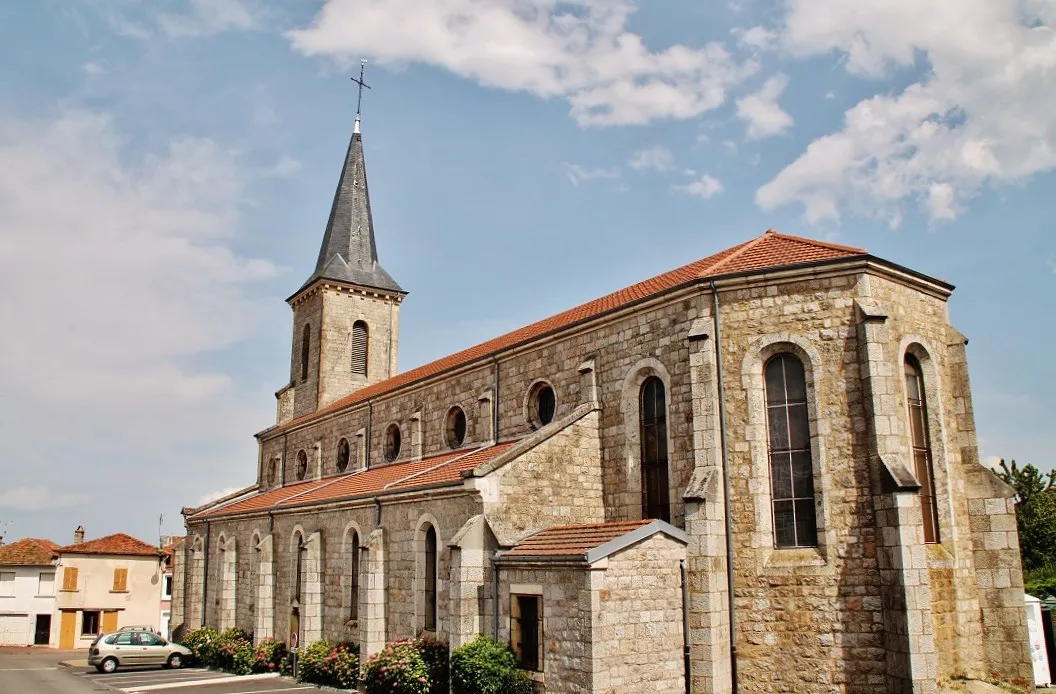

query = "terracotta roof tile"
(503, 520), (653, 558)
(0, 538), (59, 566)
(197, 441), (519, 519)
(57, 533), (160, 557)
(276, 230), (865, 433)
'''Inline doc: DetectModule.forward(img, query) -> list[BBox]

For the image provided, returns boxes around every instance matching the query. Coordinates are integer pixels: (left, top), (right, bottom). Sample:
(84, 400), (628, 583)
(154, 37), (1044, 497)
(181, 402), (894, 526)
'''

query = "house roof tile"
(57, 533), (160, 557)
(195, 441), (519, 519)
(273, 230), (866, 433)
(0, 538), (59, 566)
(503, 520), (654, 559)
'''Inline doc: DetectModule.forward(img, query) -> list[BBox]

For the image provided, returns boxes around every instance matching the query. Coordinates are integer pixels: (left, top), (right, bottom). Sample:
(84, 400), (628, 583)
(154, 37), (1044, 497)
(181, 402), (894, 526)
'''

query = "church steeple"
(293, 114), (403, 297)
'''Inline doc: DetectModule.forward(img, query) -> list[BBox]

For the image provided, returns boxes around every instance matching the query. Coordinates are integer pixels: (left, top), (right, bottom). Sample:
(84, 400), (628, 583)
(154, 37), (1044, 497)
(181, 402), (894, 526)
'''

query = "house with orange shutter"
(54, 527), (164, 649)
(0, 537), (59, 646)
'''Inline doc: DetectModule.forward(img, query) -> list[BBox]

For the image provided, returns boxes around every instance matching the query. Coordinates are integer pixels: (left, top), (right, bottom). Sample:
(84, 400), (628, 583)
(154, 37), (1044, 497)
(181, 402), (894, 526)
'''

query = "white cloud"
(158, 0), (263, 38)
(563, 162), (620, 185)
(268, 155), (302, 178)
(287, 0), (756, 127)
(733, 25), (779, 50)
(628, 146), (675, 172)
(756, 0), (1056, 224)
(674, 174), (724, 198)
(0, 487), (88, 511)
(736, 73), (793, 140)
(197, 487), (246, 507)
(82, 61), (105, 76)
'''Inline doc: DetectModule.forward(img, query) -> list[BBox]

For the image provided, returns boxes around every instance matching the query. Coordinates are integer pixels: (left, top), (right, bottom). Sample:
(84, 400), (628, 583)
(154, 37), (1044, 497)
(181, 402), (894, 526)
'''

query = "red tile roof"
(57, 533), (160, 557)
(0, 538), (59, 566)
(274, 230), (865, 433)
(503, 520), (654, 558)
(196, 441), (520, 519)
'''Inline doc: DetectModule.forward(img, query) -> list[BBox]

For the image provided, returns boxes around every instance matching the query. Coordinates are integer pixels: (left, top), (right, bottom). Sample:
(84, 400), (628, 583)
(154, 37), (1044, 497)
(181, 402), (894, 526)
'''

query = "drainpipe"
(491, 357), (500, 442)
(710, 280), (738, 693)
(366, 401), (373, 469)
(491, 553), (500, 639)
(681, 560), (691, 694)
(200, 521), (211, 628)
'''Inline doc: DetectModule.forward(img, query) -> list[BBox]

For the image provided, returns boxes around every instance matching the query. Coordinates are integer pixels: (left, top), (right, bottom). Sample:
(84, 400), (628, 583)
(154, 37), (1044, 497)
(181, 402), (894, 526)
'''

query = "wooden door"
(102, 611), (118, 634)
(59, 611), (76, 649)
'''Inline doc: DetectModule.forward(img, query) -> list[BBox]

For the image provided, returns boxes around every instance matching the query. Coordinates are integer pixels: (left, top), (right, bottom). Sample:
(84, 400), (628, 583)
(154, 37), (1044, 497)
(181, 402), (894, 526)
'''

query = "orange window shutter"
(102, 611), (118, 633)
(62, 567), (78, 591)
(113, 568), (128, 592)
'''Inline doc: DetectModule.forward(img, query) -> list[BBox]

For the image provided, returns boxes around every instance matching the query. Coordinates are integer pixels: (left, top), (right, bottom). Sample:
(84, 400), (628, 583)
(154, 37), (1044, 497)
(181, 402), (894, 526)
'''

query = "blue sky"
(0, 0), (1053, 544)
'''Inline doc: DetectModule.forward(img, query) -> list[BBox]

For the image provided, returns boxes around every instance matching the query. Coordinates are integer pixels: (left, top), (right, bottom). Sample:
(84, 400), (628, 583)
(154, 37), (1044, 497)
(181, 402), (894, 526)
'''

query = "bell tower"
(276, 67), (405, 423)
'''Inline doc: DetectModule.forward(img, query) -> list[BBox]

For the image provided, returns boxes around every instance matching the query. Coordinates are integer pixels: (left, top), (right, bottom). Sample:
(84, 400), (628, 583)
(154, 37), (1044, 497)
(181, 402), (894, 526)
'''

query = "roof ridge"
(766, 228), (867, 254)
(383, 446), (483, 491)
(697, 231), (774, 277)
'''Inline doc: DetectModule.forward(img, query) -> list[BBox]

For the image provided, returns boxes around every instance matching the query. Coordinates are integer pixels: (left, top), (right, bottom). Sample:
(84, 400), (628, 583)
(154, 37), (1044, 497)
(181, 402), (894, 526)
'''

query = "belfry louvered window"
(905, 355), (940, 543)
(351, 321), (368, 376)
(300, 323), (311, 382)
(765, 353), (818, 548)
(640, 376), (671, 523)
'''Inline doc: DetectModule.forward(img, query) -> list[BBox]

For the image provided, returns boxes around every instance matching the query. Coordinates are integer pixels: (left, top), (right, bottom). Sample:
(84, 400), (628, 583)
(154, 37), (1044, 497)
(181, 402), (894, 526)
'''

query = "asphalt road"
(0, 650), (315, 694)
(0, 650), (110, 694)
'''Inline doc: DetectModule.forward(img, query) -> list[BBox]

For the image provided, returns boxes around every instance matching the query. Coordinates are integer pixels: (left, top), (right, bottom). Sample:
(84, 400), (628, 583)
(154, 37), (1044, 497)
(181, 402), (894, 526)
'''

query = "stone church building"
(175, 112), (1032, 693)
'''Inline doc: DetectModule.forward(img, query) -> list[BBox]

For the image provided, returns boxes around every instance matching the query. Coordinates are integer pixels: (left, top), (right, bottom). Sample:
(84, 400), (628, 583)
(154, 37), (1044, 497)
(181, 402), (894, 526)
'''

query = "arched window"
(764, 354), (817, 548)
(384, 424), (402, 462)
(300, 324), (311, 382)
(639, 376), (670, 522)
(424, 526), (438, 631)
(337, 438), (351, 473)
(445, 406), (467, 449)
(296, 450), (308, 480)
(905, 355), (939, 543)
(351, 321), (368, 376)
(293, 534), (306, 603)
(348, 531), (360, 621)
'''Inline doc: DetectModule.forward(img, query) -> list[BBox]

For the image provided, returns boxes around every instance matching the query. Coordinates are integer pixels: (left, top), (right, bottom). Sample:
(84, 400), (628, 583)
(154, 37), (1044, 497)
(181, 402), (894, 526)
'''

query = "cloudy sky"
(0, 0), (1053, 545)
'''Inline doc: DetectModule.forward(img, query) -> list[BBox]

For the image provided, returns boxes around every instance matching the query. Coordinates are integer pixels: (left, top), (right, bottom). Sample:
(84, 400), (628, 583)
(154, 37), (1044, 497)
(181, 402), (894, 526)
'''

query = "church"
(175, 105), (1033, 693)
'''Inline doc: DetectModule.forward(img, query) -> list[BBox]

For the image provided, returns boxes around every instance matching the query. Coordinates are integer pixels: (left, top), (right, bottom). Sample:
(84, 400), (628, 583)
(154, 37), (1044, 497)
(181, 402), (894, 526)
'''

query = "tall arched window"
(764, 353), (817, 548)
(905, 355), (940, 543)
(639, 376), (670, 522)
(351, 321), (368, 376)
(424, 526), (438, 631)
(300, 324), (311, 382)
(348, 531), (360, 621)
(293, 534), (306, 604)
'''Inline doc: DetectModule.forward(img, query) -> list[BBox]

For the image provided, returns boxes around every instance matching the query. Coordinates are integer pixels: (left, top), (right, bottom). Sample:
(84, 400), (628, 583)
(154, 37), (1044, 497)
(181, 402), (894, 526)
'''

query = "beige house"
(55, 528), (164, 649)
(176, 110), (1033, 693)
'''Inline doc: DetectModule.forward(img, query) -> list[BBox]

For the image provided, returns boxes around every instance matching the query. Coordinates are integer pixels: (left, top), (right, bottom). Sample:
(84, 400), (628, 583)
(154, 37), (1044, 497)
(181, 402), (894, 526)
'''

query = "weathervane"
(351, 59), (371, 131)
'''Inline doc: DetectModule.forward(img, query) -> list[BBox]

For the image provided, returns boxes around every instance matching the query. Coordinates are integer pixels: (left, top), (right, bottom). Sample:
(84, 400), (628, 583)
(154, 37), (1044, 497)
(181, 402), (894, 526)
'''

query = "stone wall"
(591, 534), (686, 694)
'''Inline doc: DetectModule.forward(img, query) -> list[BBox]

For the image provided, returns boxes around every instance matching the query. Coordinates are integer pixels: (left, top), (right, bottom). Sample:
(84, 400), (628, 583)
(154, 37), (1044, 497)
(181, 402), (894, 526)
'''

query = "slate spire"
(294, 115), (403, 297)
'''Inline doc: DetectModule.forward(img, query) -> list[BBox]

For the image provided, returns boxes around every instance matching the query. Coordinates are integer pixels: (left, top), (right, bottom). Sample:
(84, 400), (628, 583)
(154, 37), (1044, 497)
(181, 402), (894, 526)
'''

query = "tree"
(995, 459), (1056, 572)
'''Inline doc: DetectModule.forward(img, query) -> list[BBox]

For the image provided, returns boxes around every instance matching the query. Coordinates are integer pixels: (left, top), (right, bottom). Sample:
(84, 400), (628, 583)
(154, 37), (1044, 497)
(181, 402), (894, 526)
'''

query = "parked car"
(117, 625), (159, 634)
(88, 630), (191, 673)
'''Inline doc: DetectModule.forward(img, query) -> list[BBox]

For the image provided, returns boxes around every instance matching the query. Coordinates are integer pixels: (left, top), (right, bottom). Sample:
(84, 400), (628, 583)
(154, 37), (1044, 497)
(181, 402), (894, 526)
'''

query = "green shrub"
(415, 634), (450, 694)
(297, 640), (360, 689)
(179, 627), (220, 667)
(251, 638), (288, 674)
(362, 639), (430, 694)
(501, 669), (534, 694)
(450, 635), (519, 694)
(214, 628), (252, 672)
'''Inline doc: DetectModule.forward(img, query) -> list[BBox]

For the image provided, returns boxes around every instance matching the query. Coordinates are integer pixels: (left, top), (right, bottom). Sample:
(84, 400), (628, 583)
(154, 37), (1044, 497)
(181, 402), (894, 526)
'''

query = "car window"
(114, 633), (135, 645)
(104, 635), (118, 645)
(138, 633), (162, 646)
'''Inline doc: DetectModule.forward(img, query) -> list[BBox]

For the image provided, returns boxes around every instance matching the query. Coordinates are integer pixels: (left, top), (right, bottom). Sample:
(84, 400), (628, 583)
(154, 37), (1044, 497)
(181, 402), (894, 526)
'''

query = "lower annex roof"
(192, 440), (519, 520)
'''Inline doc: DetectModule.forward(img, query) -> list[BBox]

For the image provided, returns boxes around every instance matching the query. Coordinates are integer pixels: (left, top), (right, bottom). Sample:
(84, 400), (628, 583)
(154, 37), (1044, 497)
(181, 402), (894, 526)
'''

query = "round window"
(527, 382), (556, 429)
(445, 406), (467, 449)
(296, 449), (308, 480)
(384, 423), (402, 462)
(337, 438), (351, 472)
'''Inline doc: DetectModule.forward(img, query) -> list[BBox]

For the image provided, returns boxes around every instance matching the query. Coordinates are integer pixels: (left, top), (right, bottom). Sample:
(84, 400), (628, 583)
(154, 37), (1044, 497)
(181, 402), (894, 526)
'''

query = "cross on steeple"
(351, 59), (370, 133)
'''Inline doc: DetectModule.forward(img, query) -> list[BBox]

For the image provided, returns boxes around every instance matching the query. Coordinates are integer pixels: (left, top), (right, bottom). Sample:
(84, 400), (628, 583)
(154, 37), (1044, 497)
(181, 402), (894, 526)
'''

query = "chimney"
(74, 526), (85, 544)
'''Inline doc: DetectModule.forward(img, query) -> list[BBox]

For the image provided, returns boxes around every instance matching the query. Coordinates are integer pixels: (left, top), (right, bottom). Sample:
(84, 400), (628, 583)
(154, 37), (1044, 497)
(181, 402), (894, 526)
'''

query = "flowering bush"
(297, 639), (360, 689)
(362, 639), (430, 694)
(501, 668), (534, 694)
(179, 627), (220, 666)
(415, 634), (450, 694)
(251, 638), (288, 674)
(214, 628), (253, 673)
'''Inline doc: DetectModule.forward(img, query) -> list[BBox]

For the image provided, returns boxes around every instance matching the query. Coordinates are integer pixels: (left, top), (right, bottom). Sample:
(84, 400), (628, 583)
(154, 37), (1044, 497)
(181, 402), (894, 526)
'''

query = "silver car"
(88, 630), (192, 673)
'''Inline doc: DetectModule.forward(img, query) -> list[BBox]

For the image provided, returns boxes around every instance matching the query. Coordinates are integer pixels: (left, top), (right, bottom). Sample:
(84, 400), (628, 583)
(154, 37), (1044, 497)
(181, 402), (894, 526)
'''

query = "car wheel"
(100, 657), (118, 674)
(167, 653), (183, 669)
